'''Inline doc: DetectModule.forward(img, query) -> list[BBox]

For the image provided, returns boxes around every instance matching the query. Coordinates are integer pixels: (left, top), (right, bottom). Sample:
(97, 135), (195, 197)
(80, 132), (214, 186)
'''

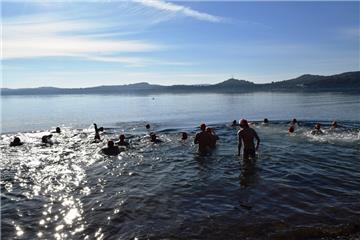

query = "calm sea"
(1, 92), (360, 239)
(1, 92), (360, 132)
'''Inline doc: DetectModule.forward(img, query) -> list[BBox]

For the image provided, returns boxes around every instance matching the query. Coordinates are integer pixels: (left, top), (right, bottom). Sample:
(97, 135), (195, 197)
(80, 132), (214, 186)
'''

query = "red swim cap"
(239, 119), (248, 128)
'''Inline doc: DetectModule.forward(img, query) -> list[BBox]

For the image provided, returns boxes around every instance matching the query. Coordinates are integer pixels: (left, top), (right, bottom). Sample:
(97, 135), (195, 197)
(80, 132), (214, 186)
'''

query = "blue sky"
(2, 1), (359, 88)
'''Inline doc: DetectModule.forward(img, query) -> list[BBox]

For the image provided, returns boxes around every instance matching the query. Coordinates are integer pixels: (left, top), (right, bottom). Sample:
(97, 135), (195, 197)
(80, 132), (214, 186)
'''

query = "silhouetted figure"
(194, 123), (211, 154)
(10, 137), (23, 147)
(150, 132), (162, 143)
(311, 123), (323, 135)
(42, 134), (53, 145)
(231, 120), (238, 127)
(102, 140), (120, 156)
(56, 127), (61, 133)
(238, 119), (260, 161)
(263, 118), (269, 124)
(289, 118), (298, 133)
(146, 124), (151, 130)
(94, 123), (104, 141)
(331, 121), (338, 129)
(181, 132), (188, 140)
(206, 127), (219, 149)
(291, 118), (298, 125)
(117, 134), (129, 146)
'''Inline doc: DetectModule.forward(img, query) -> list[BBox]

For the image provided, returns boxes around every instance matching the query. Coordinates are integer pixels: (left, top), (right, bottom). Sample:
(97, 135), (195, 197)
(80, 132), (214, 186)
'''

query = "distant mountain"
(261, 71), (360, 90)
(1, 71), (359, 95)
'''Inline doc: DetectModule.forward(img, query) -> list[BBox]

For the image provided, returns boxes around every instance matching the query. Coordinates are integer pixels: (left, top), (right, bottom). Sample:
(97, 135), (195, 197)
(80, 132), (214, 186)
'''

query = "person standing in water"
(194, 123), (211, 154)
(206, 127), (219, 149)
(237, 119), (260, 160)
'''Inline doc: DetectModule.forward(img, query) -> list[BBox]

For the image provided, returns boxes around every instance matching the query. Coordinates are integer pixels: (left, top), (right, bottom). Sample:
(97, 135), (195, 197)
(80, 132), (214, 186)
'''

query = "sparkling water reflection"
(1, 121), (360, 239)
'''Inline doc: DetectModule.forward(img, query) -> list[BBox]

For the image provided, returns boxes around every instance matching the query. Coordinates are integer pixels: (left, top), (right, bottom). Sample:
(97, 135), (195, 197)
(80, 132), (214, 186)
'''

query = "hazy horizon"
(2, 1), (359, 88)
(2, 70), (359, 89)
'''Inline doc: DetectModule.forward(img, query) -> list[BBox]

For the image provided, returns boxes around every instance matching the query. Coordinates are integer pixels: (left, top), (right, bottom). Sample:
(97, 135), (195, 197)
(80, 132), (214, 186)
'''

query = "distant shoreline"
(1, 71), (359, 96)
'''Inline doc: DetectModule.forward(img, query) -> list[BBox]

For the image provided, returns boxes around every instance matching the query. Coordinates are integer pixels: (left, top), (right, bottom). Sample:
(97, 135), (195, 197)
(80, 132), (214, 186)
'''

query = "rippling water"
(1, 120), (360, 239)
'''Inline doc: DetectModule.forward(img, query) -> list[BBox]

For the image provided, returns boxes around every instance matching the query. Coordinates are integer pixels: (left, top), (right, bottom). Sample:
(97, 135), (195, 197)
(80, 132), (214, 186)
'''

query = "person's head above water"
(42, 134), (53, 143)
(331, 121), (337, 128)
(119, 134), (125, 141)
(263, 118), (269, 124)
(107, 140), (115, 148)
(315, 123), (321, 130)
(200, 123), (206, 131)
(10, 137), (22, 146)
(291, 118), (297, 124)
(56, 127), (61, 133)
(232, 120), (237, 125)
(146, 124), (151, 130)
(150, 132), (157, 142)
(239, 119), (249, 128)
(181, 132), (188, 140)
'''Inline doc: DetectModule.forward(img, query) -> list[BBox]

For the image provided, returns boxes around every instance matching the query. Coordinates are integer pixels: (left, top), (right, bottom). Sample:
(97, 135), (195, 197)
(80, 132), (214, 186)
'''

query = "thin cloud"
(2, 15), (161, 60)
(133, 0), (224, 23)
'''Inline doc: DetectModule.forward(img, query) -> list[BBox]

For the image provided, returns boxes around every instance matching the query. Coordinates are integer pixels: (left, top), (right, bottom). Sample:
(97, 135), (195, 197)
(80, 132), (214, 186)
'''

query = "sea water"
(1, 92), (360, 239)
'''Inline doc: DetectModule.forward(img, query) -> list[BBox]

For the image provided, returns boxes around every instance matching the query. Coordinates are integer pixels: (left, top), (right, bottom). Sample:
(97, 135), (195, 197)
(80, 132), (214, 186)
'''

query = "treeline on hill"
(1, 71), (359, 95)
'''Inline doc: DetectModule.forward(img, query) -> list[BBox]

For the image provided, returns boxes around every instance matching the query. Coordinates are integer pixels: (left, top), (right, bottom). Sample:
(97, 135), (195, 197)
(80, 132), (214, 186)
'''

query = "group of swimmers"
(287, 118), (338, 135)
(8, 118), (340, 159)
(9, 127), (61, 147)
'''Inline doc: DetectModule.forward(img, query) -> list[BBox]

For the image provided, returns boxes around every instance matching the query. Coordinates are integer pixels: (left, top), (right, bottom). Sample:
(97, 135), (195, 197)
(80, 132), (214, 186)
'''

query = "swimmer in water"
(288, 118), (298, 133)
(262, 118), (269, 126)
(181, 132), (188, 140)
(150, 132), (162, 143)
(237, 119), (260, 161)
(56, 127), (61, 133)
(206, 127), (219, 149)
(331, 121), (338, 129)
(117, 134), (129, 146)
(10, 137), (23, 147)
(311, 123), (323, 135)
(288, 125), (295, 133)
(231, 120), (239, 127)
(93, 123), (104, 141)
(146, 124), (151, 130)
(291, 118), (298, 126)
(42, 134), (53, 145)
(194, 123), (211, 154)
(102, 140), (120, 156)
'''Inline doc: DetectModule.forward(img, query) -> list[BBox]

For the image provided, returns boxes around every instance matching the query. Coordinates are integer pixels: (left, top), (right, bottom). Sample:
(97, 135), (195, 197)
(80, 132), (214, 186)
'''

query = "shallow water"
(1, 121), (360, 239)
